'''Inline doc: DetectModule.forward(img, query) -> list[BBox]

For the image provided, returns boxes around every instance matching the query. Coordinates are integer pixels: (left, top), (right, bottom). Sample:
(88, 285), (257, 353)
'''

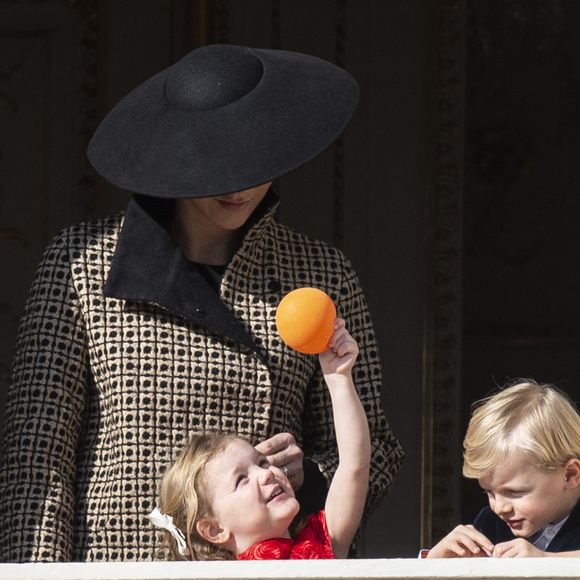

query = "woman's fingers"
(255, 432), (293, 456)
(255, 432), (305, 490)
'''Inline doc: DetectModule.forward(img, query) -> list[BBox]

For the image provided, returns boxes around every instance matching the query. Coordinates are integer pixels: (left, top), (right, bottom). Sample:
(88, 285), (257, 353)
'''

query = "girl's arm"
(300, 255), (403, 523)
(319, 318), (371, 558)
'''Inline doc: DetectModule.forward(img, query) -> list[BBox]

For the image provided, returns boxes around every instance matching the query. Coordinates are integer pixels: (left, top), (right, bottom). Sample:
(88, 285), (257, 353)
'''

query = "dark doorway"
(462, 0), (580, 523)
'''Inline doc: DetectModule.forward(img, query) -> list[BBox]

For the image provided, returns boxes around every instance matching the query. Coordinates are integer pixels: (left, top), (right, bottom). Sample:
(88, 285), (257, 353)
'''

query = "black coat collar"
(480, 500), (580, 551)
(548, 500), (580, 552)
(104, 191), (279, 359)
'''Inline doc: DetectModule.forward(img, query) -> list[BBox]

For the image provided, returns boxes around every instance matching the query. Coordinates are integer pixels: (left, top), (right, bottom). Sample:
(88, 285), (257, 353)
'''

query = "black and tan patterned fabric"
(0, 193), (403, 562)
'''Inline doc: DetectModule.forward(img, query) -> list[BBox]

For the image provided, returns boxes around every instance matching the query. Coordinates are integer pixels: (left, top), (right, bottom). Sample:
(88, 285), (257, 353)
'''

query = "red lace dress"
(237, 510), (335, 560)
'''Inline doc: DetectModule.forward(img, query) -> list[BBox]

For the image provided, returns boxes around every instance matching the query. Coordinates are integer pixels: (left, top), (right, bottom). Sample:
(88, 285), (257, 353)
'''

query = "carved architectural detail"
(422, 0), (465, 546)
(332, 0), (346, 250)
(74, 0), (99, 219)
(214, 0), (230, 44)
(0, 0), (100, 427)
(271, 0), (281, 49)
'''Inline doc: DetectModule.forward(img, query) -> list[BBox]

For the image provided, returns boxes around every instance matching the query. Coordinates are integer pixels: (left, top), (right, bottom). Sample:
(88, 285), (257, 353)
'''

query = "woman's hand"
(427, 525), (494, 558)
(319, 318), (359, 377)
(255, 432), (304, 491)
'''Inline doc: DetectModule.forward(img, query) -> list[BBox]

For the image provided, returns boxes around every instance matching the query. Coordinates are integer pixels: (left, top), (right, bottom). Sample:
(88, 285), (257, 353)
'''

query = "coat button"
(193, 306), (206, 316)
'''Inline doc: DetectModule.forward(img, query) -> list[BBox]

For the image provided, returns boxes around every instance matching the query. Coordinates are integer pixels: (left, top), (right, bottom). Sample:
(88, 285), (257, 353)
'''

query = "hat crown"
(165, 44), (264, 111)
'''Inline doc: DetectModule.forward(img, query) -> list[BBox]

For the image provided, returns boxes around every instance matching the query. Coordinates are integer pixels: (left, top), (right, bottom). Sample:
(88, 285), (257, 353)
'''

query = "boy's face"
(479, 453), (577, 539)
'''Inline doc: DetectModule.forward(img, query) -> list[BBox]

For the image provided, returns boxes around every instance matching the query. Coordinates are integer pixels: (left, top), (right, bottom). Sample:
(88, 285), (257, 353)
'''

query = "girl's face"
(199, 438), (299, 555)
(178, 182), (271, 233)
(478, 453), (580, 538)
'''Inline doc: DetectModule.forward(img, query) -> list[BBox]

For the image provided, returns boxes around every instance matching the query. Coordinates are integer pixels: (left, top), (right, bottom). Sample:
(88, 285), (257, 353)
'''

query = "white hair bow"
(148, 507), (190, 556)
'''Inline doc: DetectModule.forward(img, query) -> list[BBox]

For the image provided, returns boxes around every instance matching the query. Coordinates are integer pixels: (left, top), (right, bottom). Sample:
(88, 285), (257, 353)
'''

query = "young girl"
(148, 318), (370, 560)
(427, 380), (580, 558)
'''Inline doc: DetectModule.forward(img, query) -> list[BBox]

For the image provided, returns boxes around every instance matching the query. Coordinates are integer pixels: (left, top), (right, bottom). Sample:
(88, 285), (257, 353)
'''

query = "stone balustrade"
(1, 558), (579, 580)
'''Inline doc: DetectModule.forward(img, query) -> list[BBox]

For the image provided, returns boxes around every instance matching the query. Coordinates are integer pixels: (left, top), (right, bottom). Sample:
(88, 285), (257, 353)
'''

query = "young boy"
(427, 380), (580, 558)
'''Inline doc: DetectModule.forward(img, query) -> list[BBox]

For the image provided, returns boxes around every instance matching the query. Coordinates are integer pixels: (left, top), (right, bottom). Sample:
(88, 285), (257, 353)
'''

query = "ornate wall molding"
(332, 0), (347, 250)
(422, 0), (465, 546)
(74, 0), (99, 219)
(271, 0), (281, 49)
(0, 0), (99, 423)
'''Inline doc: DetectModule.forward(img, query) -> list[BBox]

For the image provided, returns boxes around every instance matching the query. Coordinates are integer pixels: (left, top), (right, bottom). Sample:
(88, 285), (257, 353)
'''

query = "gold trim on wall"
(421, 0), (466, 547)
(421, 291), (434, 547)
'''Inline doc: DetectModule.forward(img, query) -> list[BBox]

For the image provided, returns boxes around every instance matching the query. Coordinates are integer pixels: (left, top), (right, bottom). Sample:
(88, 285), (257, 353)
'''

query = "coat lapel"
(104, 193), (278, 360)
(547, 501), (580, 552)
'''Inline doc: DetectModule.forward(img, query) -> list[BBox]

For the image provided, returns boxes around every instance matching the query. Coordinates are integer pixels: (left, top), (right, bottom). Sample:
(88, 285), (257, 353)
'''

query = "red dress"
(237, 511), (335, 560)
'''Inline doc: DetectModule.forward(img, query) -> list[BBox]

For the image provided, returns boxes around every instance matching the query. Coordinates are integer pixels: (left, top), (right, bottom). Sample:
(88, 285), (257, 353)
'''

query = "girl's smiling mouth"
(267, 487), (284, 503)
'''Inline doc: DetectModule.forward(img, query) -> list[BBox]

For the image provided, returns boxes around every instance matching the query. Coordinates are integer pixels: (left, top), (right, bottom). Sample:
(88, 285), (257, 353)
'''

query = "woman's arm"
(319, 319), (370, 558)
(0, 229), (88, 561)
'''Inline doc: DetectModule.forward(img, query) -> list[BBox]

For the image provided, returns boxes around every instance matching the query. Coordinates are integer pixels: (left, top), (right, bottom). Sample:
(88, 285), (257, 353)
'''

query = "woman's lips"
(217, 199), (249, 211)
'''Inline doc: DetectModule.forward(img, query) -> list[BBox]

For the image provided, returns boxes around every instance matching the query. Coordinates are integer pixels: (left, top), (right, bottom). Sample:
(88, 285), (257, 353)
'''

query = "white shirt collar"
(532, 514), (569, 551)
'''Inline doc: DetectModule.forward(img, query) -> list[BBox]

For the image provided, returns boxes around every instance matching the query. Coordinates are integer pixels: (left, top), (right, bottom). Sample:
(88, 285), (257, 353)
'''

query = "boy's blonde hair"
(157, 432), (238, 560)
(463, 379), (580, 478)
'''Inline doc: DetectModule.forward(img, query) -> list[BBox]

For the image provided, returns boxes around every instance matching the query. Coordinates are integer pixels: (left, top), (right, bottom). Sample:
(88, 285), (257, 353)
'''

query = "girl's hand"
(318, 317), (367, 558)
(492, 539), (545, 558)
(427, 525), (494, 558)
(319, 318), (359, 376)
(254, 432), (304, 492)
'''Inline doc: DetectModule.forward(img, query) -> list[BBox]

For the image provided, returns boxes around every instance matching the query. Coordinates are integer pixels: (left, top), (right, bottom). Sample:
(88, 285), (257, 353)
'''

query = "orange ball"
(275, 288), (336, 354)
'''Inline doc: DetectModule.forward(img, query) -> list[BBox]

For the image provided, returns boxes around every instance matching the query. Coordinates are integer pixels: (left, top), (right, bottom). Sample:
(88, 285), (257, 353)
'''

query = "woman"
(0, 44), (403, 562)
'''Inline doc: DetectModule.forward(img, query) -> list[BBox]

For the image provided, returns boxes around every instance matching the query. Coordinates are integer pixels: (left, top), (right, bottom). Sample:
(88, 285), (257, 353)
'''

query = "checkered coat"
(0, 194), (403, 561)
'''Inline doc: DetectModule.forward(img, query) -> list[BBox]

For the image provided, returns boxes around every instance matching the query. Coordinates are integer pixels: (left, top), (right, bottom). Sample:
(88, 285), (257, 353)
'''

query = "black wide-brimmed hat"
(87, 44), (359, 198)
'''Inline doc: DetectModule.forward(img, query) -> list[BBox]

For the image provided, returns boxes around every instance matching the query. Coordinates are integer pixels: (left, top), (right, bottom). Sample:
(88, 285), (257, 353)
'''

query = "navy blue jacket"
(474, 501), (580, 552)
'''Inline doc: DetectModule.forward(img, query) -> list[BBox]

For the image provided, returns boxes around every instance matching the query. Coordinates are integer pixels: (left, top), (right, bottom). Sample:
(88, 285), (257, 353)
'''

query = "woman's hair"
(157, 432), (238, 560)
(463, 379), (580, 478)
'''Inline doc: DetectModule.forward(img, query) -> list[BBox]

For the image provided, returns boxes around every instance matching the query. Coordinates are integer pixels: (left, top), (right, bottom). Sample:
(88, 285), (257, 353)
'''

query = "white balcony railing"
(1, 558), (579, 580)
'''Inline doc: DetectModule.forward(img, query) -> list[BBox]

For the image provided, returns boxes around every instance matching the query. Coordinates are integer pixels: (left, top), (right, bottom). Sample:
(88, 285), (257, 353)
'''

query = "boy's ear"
(563, 458), (580, 488)
(196, 516), (231, 546)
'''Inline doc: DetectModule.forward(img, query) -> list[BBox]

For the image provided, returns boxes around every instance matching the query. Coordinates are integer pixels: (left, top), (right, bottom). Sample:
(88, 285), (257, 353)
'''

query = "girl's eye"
(236, 475), (248, 488)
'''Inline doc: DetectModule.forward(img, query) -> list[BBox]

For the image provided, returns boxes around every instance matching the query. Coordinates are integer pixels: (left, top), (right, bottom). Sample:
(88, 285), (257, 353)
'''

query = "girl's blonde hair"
(157, 432), (238, 560)
(463, 379), (580, 478)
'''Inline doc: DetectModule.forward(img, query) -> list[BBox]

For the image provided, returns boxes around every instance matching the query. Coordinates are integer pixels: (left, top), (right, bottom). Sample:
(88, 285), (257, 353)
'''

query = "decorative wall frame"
(421, 0), (465, 547)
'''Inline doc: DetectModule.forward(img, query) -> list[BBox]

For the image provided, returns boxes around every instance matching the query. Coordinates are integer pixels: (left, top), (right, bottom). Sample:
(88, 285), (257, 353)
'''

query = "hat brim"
(87, 46), (359, 198)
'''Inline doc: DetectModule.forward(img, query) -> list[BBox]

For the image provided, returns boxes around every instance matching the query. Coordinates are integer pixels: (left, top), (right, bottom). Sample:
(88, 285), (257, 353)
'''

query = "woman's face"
(180, 182), (272, 233)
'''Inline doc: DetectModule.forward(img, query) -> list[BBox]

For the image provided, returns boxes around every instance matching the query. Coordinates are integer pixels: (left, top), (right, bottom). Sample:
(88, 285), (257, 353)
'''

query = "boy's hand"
(318, 318), (359, 376)
(492, 538), (545, 558)
(427, 525), (494, 558)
